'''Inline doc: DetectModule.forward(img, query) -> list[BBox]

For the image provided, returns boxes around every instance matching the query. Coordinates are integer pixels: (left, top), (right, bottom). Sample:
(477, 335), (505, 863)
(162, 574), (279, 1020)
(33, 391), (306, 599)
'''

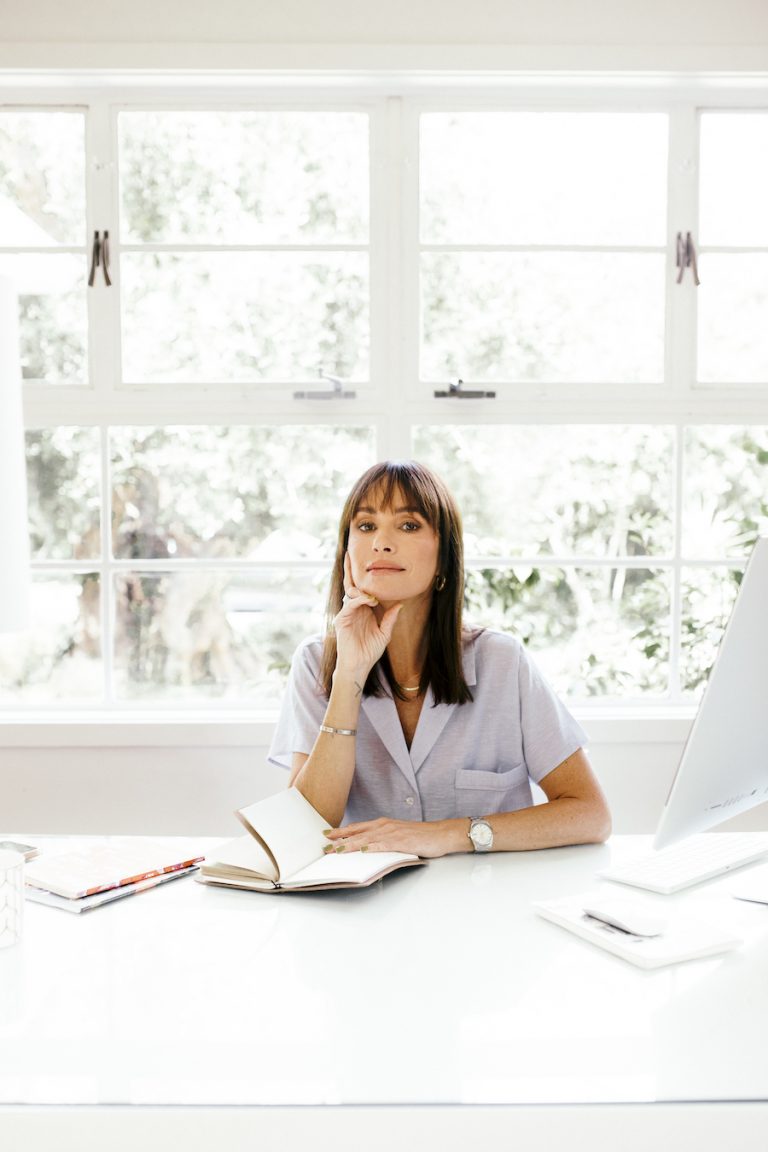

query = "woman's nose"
(372, 530), (394, 551)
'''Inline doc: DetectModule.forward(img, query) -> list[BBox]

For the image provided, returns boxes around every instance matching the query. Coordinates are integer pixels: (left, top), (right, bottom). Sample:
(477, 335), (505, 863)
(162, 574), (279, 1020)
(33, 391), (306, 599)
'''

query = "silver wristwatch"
(468, 817), (493, 853)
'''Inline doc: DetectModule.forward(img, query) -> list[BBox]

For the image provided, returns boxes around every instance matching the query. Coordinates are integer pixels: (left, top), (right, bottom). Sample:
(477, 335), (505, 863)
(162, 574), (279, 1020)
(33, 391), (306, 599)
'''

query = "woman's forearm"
(323, 794), (611, 858)
(480, 749), (611, 852)
(323, 754), (611, 858)
(290, 667), (367, 826)
(429, 798), (611, 856)
(471, 794), (611, 852)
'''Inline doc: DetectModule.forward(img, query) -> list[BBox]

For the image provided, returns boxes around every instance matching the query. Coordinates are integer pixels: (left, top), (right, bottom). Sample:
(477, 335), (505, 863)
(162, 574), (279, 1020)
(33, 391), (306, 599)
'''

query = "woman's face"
(346, 485), (440, 606)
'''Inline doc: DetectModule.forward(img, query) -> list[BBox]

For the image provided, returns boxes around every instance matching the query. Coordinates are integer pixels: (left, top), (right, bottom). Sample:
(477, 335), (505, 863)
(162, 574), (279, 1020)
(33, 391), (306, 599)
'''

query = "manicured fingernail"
(322, 829), (333, 837)
(335, 844), (347, 853)
(360, 845), (369, 853)
(323, 844), (333, 854)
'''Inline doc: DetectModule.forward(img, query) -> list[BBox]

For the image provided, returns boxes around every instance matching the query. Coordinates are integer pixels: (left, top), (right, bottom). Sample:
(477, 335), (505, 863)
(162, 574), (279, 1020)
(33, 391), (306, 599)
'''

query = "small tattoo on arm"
(354, 680), (364, 697)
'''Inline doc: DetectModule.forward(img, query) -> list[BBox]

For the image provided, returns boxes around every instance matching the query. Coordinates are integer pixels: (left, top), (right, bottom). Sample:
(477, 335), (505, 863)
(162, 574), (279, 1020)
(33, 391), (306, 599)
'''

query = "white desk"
(2, 834), (768, 1151)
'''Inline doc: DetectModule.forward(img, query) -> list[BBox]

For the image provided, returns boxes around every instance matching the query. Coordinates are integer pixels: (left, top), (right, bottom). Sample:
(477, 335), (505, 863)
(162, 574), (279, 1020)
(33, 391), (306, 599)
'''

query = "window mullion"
(99, 424), (116, 706)
(665, 103), (700, 405)
(85, 99), (121, 401)
(368, 95), (410, 460)
(86, 103), (120, 706)
(669, 424), (685, 703)
(368, 97), (396, 458)
(666, 104), (700, 704)
(399, 96), (423, 443)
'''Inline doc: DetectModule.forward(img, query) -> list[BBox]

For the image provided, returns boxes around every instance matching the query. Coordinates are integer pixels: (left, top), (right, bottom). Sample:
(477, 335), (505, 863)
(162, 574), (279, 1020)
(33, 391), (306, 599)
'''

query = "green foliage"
(464, 564), (669, 698)
(26, 428), (100, 559)
(19, 293), (86, 383)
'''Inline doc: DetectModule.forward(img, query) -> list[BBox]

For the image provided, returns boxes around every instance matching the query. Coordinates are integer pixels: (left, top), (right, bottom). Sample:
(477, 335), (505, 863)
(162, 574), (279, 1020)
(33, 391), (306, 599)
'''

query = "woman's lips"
(366, 565), (404, 572)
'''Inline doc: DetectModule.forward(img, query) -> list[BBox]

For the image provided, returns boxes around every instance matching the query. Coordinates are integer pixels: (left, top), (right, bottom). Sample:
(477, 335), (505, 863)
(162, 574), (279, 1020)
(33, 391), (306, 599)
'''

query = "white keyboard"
(600, 832), (768, 894)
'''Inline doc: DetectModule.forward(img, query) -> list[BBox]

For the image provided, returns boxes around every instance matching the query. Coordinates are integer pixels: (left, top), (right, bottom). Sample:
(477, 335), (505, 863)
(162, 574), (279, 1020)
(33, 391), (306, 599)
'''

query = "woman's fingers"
(338, 556), (378, 618)
(323, 820), (382, 854)
(323, 819), (448, 859)
(325, 820), (377, 839)
(343, 551), (353, 597)
(378, 602), (402, 640)
(342, 552), (368, 600)
(323, 841), (374, 854)
(337, 590), (378, 615)
(332, 589), (385, 671)
(343, 551), (378, 605)
(334, 553), (394, 673)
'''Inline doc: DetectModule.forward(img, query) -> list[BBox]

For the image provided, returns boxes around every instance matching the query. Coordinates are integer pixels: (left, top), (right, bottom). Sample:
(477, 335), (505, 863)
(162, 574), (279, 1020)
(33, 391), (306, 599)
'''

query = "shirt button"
(405, 797), (415, 806)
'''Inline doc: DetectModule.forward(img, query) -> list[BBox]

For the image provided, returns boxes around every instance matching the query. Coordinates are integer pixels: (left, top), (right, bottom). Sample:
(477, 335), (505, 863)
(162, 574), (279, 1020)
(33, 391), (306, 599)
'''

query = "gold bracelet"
(319, 724), (357, 737)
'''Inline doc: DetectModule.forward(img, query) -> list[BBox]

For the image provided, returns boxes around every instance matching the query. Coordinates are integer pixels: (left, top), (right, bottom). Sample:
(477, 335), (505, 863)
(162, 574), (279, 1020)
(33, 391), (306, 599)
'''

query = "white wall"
(3, 728), (767, 837)
(1, 0), (765, 45)
(0, 744), (285, 836)
(1, 0), (767, 70)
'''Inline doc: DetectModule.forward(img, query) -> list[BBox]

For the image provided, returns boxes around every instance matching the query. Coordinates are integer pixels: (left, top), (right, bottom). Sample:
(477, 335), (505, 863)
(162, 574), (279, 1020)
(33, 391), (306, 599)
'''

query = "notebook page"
(202, 833), (278, 882)
(282, 850), (418, 888)
(237, 788), (330, 880)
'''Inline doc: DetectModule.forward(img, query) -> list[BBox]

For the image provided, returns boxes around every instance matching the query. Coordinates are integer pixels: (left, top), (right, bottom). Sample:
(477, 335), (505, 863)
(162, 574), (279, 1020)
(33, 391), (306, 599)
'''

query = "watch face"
(471, 821), (493, 849)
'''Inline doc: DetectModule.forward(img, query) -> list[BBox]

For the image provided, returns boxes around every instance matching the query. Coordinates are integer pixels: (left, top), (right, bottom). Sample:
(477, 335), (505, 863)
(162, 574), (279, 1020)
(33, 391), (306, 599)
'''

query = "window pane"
(27, 428), (101, 560)
(682, 426), (768, 558)
(415, 425), (674, 557)
(1, 251), (87, 384)
(111, 425), (373, 560)
(421, 252), (664, 383)
(121, 252), (368, 384)
(464, 566), (670, 697)
(680, 566), (743, 697)
(421, 112), (668, 246)
(0, 110), (86, 246)
(0, 574), (102, 703)
(697, 255), (768, 384)
(114, 569), (325, 705)
(119, 110), (368, 244)
(700, 113), (768, 246)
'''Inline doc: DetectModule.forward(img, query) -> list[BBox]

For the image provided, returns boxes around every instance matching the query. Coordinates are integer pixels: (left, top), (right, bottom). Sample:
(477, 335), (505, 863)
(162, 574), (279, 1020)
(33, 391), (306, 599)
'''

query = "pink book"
(24, 838), (204, 900)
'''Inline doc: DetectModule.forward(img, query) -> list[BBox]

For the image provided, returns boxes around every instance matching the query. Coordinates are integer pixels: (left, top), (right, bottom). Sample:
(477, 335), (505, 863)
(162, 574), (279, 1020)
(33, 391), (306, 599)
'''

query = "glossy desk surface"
(2, 833), (768, 1114)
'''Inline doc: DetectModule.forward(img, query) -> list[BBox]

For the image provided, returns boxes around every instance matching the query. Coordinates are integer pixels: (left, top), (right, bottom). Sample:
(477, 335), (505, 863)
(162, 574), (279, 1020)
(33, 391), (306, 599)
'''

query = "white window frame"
(2, 72), (768, 745)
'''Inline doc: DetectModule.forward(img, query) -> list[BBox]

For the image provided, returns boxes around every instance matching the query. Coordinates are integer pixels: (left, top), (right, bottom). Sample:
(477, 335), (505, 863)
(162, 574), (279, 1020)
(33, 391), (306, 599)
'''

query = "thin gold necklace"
(394, 677), (422, 694)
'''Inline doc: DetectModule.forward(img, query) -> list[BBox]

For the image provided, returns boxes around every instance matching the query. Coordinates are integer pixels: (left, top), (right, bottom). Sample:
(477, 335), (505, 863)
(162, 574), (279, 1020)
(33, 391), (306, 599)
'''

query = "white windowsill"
(0, 708), (696, 747)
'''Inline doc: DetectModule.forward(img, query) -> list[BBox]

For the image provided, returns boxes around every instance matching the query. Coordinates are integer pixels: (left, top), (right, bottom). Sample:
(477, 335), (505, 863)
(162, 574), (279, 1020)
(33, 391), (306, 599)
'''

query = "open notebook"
(198, 788), (424, 893)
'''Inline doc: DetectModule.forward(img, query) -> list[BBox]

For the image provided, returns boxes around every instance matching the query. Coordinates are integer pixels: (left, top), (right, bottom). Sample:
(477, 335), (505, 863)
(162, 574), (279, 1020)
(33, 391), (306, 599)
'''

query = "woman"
(268, 460), (611, 856)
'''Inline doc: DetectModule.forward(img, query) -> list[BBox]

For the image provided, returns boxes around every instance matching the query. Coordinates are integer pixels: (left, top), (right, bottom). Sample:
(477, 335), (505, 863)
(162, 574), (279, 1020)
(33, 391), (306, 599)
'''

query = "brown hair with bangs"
(319, 460), (473, 706)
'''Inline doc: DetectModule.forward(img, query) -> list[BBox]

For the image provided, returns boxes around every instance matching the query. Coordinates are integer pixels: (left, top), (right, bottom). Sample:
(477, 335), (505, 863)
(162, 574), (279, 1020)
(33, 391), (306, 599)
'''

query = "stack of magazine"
(23, 838), (204, 913)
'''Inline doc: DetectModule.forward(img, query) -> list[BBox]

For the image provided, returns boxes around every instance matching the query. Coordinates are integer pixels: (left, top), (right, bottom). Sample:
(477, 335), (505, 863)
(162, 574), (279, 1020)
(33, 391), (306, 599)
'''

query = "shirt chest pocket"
(454, 764), (532, 817)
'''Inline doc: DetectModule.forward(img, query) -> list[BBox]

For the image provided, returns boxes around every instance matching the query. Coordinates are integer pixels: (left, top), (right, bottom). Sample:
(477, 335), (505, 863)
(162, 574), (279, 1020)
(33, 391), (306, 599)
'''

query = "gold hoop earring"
(435, 574), (446, 592)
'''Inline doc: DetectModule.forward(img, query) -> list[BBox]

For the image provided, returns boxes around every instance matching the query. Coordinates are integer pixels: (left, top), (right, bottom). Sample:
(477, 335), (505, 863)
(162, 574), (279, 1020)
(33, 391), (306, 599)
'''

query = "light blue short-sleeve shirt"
(268, 629), (588, 825)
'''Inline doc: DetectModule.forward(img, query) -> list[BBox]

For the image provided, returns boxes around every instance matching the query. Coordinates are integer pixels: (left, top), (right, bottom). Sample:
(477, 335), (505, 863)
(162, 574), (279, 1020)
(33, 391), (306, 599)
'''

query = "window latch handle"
(434, 378), (496, 399)
(102, 230), (112, 287)
(293, 372), (356, 400)
(676, 231), (700, 286)
(88, 230), (113, 288)
(87, 230), (100, 286)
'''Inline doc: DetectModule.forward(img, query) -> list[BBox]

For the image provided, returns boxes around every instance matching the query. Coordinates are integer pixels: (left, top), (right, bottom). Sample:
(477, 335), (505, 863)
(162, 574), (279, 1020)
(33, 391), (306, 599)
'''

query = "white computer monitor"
(654, 536), (768, 850)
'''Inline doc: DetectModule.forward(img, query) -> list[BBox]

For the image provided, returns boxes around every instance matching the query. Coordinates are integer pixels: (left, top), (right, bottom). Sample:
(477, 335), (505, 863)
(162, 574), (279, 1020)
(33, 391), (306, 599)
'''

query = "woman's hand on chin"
(322, 817), (458, 859)
(333, 552), (402, 676)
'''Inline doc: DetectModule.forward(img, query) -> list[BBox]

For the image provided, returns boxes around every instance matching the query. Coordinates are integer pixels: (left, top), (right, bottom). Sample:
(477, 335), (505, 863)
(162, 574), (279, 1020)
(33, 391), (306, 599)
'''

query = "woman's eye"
(401, 520), (420, 532)
(356, 521), (375, 532)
